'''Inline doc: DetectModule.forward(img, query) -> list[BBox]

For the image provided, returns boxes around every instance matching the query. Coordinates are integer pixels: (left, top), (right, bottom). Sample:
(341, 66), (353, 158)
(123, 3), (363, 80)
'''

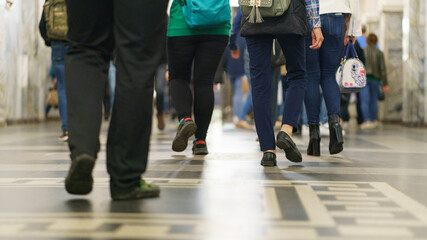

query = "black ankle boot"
(307, 124), (321, 156)
(328, 114), (344, 155)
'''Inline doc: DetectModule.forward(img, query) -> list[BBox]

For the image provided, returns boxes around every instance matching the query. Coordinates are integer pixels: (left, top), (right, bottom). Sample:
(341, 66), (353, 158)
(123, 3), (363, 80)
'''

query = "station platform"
(1, 116), (427, 239)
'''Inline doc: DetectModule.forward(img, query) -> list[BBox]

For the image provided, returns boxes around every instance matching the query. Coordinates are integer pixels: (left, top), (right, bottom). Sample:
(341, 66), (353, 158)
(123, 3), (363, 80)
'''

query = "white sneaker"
(320, 123), (330, 137)
(235, 120), (253, 130)
(342, 122), (349, 129)
(302, 125), (309, 137)
(59, 131), (69, 142)
(360, 122), (374, 130)
(371, 121), (379, 128)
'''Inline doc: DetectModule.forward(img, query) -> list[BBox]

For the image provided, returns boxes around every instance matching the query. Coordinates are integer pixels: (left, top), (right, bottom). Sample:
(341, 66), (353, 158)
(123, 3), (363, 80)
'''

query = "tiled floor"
(1, 115), (427, 239)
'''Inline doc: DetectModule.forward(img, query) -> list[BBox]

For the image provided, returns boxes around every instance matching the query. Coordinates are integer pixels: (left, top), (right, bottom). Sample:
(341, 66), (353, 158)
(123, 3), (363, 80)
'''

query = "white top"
(319, 0), (362, 37)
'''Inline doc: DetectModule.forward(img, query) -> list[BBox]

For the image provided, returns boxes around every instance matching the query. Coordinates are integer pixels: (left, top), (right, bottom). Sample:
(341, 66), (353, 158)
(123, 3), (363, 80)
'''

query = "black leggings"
(168, 35), (228, 140)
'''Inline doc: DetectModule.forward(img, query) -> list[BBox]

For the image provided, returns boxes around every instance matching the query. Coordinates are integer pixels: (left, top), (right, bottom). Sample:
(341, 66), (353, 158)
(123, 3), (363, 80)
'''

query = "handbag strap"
(340, 40), (359, 64)
(348, 41), (358, 59)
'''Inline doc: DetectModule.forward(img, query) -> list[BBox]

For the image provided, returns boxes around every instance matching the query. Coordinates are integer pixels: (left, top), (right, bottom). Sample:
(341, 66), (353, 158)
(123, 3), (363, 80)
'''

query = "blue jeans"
(238, 47), (253, 121)
(270, 67), (281, 124)
(108, 61), (116, 109)
(104, 61), (116, 114)
(228, 74), (244, 117)
(359, 79), (380, 122)
(304, 14), (344, 125)
(246, 34), (306, 151)
(51, 41), (68, 132)
(319, 91), (328, 124)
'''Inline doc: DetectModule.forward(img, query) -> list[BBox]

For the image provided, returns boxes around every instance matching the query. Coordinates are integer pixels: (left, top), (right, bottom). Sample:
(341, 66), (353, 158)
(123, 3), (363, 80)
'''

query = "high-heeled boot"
(329, 114), (344, 154)
(307, 124), (321, 156)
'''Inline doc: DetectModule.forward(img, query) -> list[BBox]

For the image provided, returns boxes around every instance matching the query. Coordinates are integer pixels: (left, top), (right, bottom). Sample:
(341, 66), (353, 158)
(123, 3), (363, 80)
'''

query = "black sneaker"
(112, 179), (160, 201)
(65, 154), (96, 195)
(192, 140), (208, 155)
(59, 131), (68, 142)
(261, 152), (277, 166)
(276, 131), (302, 163)
(172, 118), (197, 152)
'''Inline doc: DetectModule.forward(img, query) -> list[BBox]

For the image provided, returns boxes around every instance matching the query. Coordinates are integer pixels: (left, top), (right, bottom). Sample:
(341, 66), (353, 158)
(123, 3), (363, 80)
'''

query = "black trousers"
(65, 0), (168, 195)
(167, 35), (228, 141)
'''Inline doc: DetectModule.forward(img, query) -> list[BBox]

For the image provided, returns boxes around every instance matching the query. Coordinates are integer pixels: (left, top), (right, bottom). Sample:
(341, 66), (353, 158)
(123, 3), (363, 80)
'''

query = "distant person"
(357, 24), (379, 49)
(45, 63), (57, 118)
(230, 8), (254, 130)
(39, 2), (68, 142)
(155, 20), (169, 131)
(360, 33), (389, 129)
(64, 0), (169, 200)
(223, 34), (246, 119)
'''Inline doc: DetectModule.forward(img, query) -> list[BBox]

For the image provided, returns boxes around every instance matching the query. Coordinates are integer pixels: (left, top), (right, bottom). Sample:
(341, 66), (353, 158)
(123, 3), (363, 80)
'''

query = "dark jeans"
(246, 34), (306, 151)
(270, 67), (281, 125)
(65, 0), (168, 195)
(340, 93), (351, 122)
(51, 41), (68, 133)
(359, 79), (380, 122)
(227, 74), (245, 117)
(304, 14), (344, 125)
(168, 35), (228, 141)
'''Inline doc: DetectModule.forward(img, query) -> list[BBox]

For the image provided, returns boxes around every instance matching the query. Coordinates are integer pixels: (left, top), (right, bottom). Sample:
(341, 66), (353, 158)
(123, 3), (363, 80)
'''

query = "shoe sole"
(112, 189), (160, 201)
(59, 137), (68, 142)
(193, 149), (209, 155)
(276, 139), (302, 163)
(261, 159), (277, 167)
(330, 145), (343, 155)
(65, 155), (95, 195)
(172, 123), (197, 152)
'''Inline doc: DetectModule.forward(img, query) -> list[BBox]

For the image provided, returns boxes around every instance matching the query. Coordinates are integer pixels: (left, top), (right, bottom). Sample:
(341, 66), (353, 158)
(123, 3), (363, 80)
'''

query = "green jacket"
(167, 0), (230, 37)
(364, 46), (388, 86)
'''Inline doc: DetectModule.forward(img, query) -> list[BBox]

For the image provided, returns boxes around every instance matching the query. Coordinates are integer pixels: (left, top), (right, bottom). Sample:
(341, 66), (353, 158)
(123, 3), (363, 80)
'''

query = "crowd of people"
(38, 0), (388, 200)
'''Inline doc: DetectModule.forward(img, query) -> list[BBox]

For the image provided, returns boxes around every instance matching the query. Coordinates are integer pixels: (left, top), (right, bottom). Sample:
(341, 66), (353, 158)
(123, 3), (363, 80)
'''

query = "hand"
(310, 28), (324, 50)
(344, 36), (356, 46)
(383, 85), (389, 94)
(230, 49), (240, 59)
(165, 70), (169, 82)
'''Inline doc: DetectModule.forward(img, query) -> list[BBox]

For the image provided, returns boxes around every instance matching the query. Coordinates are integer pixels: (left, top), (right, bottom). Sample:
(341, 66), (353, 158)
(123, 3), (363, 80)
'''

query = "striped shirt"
(306, 0), (321, 29)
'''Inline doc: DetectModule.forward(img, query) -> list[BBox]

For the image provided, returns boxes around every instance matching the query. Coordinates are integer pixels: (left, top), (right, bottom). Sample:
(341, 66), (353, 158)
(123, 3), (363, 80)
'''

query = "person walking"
(230, 8), (254, 130)
(240, 0), (324, 166)
(64, 0), (169, 200)
(303, 0), (362, 156)
(359, 33), (389, 129)
(39, 3), (69, 142)
(167, 0), (230, 155)
(155, 20), (169, 131)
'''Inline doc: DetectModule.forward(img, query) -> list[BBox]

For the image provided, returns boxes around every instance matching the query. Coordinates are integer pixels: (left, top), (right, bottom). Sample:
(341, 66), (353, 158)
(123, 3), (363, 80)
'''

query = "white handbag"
(335, 41), (367, 93)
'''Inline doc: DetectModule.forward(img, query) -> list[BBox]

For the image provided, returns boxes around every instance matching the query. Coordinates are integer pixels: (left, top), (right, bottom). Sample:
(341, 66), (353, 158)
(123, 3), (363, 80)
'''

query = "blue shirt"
(357, 35), (380, 49)
(229, 8), (243, 51)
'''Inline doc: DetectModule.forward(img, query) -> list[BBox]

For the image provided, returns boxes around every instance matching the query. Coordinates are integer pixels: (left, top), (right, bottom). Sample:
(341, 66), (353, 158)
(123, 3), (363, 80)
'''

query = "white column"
(0, 0), (50, 124)
(402, 0), (426, 125)
(378, 2), (403, 121)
